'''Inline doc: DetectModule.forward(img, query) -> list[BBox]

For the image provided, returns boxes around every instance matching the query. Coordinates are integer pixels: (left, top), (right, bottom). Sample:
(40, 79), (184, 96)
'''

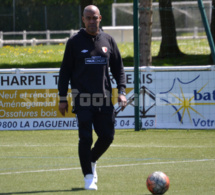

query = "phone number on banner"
(114, 118), (155, 129)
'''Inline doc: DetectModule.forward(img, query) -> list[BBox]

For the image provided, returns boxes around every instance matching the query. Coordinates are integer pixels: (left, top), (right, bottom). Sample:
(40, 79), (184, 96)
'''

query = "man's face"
(82, 9), (102, 36)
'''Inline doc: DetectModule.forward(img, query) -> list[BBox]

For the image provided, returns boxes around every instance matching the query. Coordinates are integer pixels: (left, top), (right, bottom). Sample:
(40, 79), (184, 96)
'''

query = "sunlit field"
(0, 44), (65, 66)
(0, 39), (211, 68)
(0, 129), (215, 195)
(119, 39), (210, 58)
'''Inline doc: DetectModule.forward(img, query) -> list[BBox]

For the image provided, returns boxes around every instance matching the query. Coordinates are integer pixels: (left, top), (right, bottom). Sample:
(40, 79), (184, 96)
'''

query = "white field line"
(0, 144), (78, 147)
(0, 144), (214, 148)
(111, 145), (215, 148)
(0, 159), (214, 176)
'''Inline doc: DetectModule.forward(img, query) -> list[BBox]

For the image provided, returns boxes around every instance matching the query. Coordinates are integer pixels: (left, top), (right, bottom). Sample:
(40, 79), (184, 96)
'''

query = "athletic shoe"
(91, 162), (98, 183)
(84, 174), (97, 190)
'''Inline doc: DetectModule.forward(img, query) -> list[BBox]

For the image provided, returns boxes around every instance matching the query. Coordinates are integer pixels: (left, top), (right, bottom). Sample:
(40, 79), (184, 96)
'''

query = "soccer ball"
(146, 171), (170, 194)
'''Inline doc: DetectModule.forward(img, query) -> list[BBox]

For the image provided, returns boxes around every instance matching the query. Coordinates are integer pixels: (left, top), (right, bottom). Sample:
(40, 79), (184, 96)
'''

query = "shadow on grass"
(0, 188), (85, 194)
(0, 54), (212, 69)
(0, 62), (61, 69)
(122, 54), (211, 67)
(152, 54), (212, 66)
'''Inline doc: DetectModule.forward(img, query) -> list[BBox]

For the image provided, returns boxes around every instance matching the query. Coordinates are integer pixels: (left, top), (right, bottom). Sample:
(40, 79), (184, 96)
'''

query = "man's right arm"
(58, 39), (73, 116)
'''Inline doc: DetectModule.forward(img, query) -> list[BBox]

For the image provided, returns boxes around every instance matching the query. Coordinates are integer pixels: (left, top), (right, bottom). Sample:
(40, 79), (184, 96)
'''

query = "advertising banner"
(0, 71), (154, 130)
(155, 71), (215, 129)
(0, 70), (214, 130)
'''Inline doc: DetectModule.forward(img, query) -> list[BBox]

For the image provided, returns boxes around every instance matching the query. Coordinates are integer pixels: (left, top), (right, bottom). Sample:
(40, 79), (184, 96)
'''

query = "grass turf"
(0, 39), (212, 68)
(0, 129), (215, 195)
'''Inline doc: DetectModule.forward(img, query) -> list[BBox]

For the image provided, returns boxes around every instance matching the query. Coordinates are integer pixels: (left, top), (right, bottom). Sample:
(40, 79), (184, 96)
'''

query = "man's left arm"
(109, 38), (127, 110)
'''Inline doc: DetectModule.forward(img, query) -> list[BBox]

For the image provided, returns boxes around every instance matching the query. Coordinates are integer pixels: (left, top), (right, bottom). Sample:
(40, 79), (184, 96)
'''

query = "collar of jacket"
(79, 28), (103, 39)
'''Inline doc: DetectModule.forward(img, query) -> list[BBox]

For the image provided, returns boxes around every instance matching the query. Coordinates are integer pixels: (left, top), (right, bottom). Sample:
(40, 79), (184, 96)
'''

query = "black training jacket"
(58, 28), (126, 102)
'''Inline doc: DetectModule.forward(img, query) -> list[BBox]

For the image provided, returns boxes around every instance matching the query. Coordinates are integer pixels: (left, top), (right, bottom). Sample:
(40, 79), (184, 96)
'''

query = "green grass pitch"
(0, 38), (211, 68)
(0, 129), (215, 195)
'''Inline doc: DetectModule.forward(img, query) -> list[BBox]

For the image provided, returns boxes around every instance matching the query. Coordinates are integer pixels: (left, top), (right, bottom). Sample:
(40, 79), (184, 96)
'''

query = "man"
(58, 5), (127, 190)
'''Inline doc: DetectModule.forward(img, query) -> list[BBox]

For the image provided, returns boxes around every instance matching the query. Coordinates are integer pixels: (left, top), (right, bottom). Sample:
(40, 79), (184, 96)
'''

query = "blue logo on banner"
(159, 75), (215, 125)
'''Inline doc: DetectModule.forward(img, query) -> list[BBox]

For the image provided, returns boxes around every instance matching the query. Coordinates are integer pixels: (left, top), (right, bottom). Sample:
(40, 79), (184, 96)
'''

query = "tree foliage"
(1, 0), (133, 31)
(1, 0), (133, 6)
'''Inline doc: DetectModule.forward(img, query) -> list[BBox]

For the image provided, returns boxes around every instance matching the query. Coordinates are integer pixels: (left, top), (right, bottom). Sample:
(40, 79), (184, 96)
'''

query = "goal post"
(133, 0), (140, 131)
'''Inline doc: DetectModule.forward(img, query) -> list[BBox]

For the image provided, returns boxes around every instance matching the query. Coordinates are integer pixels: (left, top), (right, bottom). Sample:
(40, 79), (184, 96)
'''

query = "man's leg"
(77, 109), (94, 176)
(91, 110), (115, 163)
(77, 109), (98, 190)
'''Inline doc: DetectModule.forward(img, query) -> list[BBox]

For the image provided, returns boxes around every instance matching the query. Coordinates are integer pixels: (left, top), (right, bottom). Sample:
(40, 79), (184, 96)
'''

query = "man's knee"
(79, 135), (93, 146)
(98, 135), (114, 146)
(79, 123), (93, 146)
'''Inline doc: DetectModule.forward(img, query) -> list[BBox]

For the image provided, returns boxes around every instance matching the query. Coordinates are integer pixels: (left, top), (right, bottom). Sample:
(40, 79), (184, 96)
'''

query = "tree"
(158, 0), (183, 58)
(139, 0), (152, 66)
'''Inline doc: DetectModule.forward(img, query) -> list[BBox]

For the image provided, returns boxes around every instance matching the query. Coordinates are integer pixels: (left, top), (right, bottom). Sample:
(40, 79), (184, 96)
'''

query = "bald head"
(83, 5), (100, 16)
(82, 5), (102, 36)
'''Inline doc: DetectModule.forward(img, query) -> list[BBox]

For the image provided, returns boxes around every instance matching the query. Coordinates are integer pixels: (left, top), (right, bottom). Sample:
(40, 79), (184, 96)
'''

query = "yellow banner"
(0, 88), (131, 119)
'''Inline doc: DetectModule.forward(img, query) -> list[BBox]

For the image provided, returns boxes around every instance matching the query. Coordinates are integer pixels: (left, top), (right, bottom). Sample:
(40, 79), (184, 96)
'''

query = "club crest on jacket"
(102, 47), (108, 53)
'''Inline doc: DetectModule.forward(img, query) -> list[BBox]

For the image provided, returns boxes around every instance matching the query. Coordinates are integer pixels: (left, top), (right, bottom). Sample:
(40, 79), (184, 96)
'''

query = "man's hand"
(58, 102), (68, 116)
(118, 94), (127, 111)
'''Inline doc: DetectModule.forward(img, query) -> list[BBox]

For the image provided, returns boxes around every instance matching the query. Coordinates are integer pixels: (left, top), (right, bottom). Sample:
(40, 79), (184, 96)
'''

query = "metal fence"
(0, 26), (206, 47)
(0, 4), (111, 32)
